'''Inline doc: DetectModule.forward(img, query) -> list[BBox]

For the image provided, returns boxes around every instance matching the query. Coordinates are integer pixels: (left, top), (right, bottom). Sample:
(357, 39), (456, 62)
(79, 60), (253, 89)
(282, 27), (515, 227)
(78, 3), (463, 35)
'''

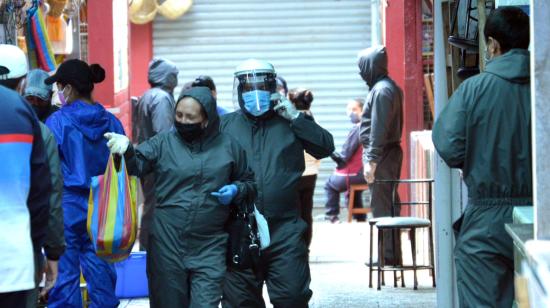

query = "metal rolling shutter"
(153, 0), (371, 208)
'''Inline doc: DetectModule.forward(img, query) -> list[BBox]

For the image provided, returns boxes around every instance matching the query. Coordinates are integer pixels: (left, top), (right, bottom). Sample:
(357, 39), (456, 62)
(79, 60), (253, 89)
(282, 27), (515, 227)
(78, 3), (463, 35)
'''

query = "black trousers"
(139, 173), (156, 251)
(222, 218), (312, 308)
(296, 175), (317, 247)
(0, 290), (30, 307)
(370, 146), (403, 264)
(454, 204), (519, 308)
(147, 207), (226, 308)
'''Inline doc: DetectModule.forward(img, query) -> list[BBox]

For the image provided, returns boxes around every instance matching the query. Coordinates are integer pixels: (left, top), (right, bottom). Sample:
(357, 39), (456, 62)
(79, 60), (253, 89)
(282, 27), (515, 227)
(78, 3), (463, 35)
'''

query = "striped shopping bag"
(87, 155), (138, 262)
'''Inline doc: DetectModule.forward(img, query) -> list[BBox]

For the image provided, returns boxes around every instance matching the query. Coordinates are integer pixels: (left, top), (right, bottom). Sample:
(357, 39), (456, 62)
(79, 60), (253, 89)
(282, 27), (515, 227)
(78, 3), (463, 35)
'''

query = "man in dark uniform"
(358, 46), (404, 266)
(433, 7), (531, 307)
(221, 59), (334, 308)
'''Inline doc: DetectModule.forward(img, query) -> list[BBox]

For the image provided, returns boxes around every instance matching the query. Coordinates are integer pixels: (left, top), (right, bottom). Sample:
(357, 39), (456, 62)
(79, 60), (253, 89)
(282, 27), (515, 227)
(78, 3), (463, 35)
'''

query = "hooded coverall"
(220, 101), (334, 308)
(358, 46), (404, 265)
(125, 87), (256, 308)
(432, 49), (532, 308)
(133, 58), (179, 250)
(46, 100), (125, 308)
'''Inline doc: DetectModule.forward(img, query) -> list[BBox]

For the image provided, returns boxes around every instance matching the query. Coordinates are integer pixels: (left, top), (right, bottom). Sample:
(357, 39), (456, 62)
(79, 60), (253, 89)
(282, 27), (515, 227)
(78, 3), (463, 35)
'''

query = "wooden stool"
(347, 184), (371, 222)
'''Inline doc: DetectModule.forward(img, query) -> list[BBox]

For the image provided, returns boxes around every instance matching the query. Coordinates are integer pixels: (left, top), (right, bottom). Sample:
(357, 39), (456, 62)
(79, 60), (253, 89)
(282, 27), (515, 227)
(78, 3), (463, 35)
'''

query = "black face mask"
(175, 121), (203, 142)
(32, 105), (51, 122)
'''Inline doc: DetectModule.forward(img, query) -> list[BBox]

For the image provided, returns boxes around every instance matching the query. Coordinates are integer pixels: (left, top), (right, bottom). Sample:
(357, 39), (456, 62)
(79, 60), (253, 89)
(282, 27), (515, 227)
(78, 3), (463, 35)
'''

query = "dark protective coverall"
(358, 46), (404, 265)
(133, 58), (178, 250)
(125, 87), (256, 308)
(26, 123), (66, 306)
(46, 100), (125, 308)
(220, 103), (334, 308)
(433, 49), (532, 308)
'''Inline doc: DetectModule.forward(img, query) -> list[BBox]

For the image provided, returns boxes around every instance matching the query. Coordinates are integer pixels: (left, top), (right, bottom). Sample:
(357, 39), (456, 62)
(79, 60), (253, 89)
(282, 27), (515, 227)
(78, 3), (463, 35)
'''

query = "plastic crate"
(115, 251), (149, 298)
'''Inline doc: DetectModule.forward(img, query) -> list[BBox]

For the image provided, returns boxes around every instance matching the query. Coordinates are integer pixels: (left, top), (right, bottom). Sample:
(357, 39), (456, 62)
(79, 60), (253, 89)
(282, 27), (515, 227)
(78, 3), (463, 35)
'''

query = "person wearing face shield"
(44, 59), (125, 308)
(104, 86), (256, 308)
(358, 46), (404, 267)
(325, 98), (368, 223)
(220, 59), (334, 308)
(432, 7), (531, 307)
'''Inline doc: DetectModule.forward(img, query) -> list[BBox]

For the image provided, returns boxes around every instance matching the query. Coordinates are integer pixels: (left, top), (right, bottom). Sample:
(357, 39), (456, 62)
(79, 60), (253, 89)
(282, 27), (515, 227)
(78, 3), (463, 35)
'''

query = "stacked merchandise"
(410, 130), (435, 265)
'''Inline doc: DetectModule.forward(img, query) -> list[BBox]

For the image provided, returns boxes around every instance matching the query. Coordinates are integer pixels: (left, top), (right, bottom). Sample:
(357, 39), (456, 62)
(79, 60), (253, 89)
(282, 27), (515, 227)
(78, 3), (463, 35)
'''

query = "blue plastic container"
(115, 251), (149, 298)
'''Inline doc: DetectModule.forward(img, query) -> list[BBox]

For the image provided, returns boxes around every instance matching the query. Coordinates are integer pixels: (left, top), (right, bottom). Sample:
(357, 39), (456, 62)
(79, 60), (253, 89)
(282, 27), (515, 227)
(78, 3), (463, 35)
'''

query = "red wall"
(129, 23), (153, 98)
(385, 0), (424, 202)
(87, 0), (115, 108)
(87, 0), (142, 137)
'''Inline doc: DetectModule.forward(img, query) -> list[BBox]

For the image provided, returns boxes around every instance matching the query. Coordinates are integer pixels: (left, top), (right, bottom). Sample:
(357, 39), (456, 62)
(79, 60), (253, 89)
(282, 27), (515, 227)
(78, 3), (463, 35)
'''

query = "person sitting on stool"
(324, 98), (367, 223)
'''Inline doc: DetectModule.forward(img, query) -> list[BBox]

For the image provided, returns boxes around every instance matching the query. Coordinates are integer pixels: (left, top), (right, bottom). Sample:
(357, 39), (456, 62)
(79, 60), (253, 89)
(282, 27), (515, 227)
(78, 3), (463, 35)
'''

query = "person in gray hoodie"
(134, 58), (179, 251)
(432, 7), (531, 307)
(358, 46), (404, 266)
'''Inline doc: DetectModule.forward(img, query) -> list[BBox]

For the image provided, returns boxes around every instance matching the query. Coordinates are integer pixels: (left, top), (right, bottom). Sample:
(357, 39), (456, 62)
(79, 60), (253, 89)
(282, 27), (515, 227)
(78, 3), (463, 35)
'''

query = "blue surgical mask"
(242, 90), (271, 116)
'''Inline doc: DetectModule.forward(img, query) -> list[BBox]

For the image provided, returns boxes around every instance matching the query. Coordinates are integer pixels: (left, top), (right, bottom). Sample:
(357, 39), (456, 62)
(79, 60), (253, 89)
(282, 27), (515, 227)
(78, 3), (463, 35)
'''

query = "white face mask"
(59, 87), (68, 106)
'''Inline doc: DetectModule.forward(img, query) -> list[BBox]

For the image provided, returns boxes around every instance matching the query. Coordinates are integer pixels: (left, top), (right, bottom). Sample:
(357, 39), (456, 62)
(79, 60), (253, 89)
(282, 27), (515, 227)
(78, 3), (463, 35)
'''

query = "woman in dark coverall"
(105, 87), (256, 308)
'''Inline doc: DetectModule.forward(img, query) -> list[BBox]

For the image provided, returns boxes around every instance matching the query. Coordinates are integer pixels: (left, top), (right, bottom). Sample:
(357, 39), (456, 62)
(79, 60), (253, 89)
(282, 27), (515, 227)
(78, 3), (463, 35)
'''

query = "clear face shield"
(232, 71), (277, 117)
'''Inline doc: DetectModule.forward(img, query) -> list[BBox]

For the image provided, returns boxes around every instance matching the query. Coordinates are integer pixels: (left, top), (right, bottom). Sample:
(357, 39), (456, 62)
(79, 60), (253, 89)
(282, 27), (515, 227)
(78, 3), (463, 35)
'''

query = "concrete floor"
(120, 209), (436, 308)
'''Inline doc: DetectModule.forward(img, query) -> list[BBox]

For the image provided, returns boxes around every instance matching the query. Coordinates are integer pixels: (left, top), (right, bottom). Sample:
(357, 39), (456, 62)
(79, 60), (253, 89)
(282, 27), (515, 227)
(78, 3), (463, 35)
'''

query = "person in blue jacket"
(45, 59), (125, 308)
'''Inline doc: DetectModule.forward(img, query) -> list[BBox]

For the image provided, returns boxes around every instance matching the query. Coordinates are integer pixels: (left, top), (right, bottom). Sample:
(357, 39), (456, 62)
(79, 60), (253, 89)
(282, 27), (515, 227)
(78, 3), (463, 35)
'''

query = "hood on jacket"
(177, 86), (220, 138)
(61, 100), (117, 141)
(148, 58), (179, 92)
(358, 46), (388, 88)
(484, 49), (530, 84)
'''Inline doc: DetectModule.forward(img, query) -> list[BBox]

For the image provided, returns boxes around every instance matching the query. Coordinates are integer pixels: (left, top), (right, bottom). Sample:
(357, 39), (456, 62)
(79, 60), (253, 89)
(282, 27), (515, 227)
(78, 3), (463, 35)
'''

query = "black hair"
(276, 76), (288, 95)
(354, 97), (366, 109)
(192, 75), (216, 92)
(289, 88), (314, 111)
(484, 6), (530, 54)
(0, 76), (24, 91)
(59, 63), (106, 99)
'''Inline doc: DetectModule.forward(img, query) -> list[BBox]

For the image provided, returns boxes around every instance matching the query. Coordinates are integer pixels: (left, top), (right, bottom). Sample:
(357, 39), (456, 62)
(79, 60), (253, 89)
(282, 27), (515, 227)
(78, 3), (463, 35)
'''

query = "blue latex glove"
(211, 184), (238, 205)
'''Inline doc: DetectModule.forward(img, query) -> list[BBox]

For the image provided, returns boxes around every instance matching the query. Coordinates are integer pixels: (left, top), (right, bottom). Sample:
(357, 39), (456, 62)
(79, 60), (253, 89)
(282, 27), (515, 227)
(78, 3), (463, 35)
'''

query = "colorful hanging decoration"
(26, 1), (57, 71)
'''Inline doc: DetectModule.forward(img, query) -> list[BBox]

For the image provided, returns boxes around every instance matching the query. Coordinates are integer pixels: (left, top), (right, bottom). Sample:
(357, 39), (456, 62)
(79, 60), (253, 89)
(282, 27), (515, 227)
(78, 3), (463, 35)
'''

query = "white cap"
(0, 44), (29, 79)
(234, 59), (275, 77)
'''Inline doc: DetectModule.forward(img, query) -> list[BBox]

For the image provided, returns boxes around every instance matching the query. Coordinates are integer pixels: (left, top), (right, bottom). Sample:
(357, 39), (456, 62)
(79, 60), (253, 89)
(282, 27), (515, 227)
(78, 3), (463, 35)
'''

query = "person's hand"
(272, 93), (300, 121)
(211, 184), (238, 205)
(330, 152), (346, 169)
(364, 161), (378, 184)
(104, 132), (129, 154)
(40, 259), (58, 299)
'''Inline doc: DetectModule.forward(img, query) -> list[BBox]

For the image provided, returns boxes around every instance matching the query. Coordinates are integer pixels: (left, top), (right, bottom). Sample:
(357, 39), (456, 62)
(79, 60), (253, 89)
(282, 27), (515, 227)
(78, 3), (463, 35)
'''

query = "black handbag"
(225, 201), (261, 270)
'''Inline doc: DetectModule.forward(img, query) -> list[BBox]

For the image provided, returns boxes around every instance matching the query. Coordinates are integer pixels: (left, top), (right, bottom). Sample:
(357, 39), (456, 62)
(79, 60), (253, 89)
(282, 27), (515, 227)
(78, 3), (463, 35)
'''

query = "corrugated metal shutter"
(153, 0), (371, 208)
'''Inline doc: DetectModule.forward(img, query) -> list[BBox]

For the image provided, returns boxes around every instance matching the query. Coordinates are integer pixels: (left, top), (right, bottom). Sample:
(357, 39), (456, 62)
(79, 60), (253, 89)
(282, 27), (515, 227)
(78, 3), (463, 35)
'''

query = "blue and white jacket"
(0, 85), (51, 293)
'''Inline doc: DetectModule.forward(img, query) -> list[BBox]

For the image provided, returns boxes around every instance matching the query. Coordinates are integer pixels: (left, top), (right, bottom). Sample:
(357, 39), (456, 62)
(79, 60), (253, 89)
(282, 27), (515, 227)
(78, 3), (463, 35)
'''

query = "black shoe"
(324, 214), (340, 223)
(365, 260), (398, 267)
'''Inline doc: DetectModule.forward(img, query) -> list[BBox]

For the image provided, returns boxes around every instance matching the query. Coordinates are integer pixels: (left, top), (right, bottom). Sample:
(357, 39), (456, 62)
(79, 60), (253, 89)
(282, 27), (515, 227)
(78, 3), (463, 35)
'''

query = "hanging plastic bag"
(254, 205), (270, 250)
(87, 155), (138, 263)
